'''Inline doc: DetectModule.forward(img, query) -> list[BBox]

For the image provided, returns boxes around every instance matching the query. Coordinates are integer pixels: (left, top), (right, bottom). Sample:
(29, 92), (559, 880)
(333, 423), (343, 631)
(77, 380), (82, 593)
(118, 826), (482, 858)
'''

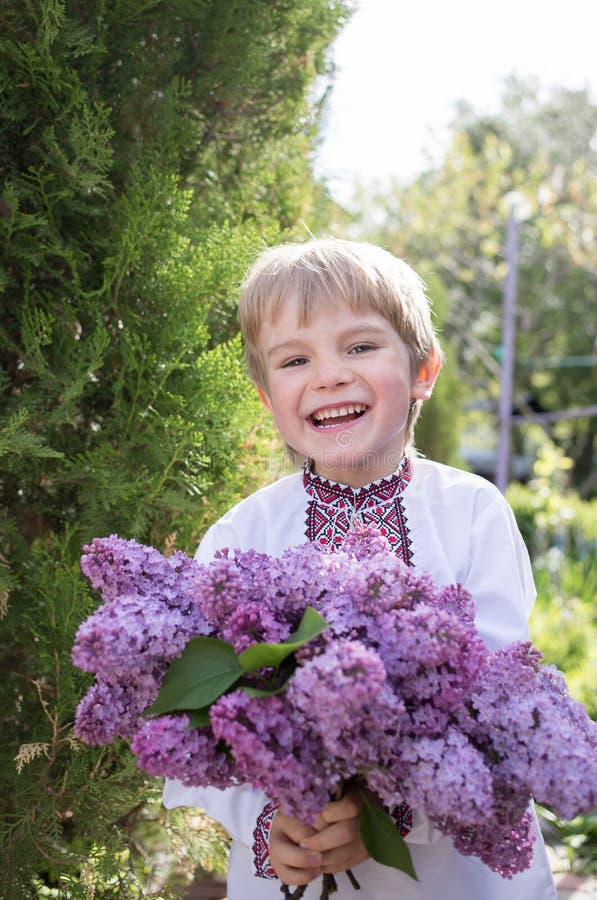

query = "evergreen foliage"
(0, 0), (350, 895)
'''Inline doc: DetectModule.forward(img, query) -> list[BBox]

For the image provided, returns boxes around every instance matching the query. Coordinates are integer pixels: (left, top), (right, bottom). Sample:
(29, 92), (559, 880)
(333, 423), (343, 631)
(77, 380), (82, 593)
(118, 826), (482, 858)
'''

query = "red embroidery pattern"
(252, 801), (279, 879)
(391, 801), (414, 836)
(303, 455), (413, 564)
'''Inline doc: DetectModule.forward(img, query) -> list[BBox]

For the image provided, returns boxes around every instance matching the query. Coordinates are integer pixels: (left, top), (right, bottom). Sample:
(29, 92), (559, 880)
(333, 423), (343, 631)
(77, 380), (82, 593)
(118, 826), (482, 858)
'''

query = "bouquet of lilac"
(73, 526), (596, 890)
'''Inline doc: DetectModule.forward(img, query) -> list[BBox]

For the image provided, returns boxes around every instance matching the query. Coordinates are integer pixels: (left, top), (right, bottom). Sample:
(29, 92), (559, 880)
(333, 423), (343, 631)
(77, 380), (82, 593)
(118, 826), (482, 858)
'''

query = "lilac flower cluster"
(73, 527), (597, 878)
(131, 714), (237, 789)
(210, 692), (343, 819)
(73, 535), (210, 744)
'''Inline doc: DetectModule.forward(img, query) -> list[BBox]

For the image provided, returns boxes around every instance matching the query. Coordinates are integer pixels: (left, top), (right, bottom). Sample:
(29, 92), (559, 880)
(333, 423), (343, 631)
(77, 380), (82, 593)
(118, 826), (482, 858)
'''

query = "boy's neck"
(306, 452), (410, 489)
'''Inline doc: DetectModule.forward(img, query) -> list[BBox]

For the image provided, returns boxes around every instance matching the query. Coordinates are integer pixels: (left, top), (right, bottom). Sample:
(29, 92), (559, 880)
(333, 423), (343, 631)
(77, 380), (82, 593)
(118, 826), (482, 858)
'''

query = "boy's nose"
(311, 356), (353, 389)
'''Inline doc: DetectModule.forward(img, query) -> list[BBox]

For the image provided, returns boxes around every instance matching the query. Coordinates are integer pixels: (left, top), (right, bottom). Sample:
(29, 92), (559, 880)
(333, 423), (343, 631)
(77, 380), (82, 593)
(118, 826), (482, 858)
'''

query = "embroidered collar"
(303, 454), (412, 509)
(302, 455), (414, 561)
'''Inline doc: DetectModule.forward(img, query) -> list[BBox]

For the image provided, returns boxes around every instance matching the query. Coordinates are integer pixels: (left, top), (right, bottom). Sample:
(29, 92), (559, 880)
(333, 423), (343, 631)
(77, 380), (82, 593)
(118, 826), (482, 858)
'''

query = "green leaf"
(239, 681), (290, 698)
(186, 707), (212, 728)
(238, 606), (329, 672)
(146, 637), (243, 716)
(360, 801), (418, 881)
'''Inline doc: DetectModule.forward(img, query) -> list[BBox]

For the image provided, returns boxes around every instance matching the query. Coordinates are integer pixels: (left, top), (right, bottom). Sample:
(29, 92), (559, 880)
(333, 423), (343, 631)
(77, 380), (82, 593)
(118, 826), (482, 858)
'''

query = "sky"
(314, 0), (597, 205)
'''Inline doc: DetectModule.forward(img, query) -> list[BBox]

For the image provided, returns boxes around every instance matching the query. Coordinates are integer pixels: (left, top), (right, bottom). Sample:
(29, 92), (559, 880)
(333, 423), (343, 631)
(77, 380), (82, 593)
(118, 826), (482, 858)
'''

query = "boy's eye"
(349, 343), (375, 354)
(281, 357), (308, 368)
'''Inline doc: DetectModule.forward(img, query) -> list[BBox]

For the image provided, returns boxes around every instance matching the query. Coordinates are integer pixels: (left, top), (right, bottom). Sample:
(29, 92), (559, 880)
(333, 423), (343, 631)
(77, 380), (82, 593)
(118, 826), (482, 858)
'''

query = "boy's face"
(257, 296), (437, 487)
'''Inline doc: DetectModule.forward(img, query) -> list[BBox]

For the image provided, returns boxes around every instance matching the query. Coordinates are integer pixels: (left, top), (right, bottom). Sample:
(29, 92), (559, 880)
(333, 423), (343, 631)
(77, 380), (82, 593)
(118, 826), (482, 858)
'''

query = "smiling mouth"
(311, 404), (368, 427)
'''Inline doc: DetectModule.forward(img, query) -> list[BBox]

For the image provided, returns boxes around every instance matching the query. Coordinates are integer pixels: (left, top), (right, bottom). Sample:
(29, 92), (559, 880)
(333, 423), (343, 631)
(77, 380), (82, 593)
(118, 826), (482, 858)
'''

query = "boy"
(163, 239), (557, 899)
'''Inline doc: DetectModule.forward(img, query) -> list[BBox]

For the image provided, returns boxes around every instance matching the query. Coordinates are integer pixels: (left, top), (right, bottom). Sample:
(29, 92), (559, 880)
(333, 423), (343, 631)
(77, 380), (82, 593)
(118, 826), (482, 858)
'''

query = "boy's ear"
(411, 351), (442, 400)
(256, 384), (273, 411)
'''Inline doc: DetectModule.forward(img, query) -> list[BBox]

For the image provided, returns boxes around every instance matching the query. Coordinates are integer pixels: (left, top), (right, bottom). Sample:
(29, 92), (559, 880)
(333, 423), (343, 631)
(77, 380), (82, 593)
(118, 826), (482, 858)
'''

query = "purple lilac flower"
(81, 535), (202, 613)
(195, 549), (299, 646)
(131, 713), (238, 788)
(210, 691), (343, 823)
(338, 521), (392, 557)
(289, 640), (405, 771)
(72, 593), (207, 679)
(448, 809), (536, 879)
(265, 543), (337, 625)
(74, 673), (163, 744)
(467, 644), (597, 819)
(374, 603), (487, 713)
(193, 552), (261, 630)
(396, 726), (494, 825)
(220, 600), (289, 654)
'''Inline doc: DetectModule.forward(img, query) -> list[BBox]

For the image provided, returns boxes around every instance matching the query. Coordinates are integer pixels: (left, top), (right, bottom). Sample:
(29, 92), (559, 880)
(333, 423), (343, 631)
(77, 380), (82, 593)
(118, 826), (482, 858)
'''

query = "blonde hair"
(239, 238), (442, 448)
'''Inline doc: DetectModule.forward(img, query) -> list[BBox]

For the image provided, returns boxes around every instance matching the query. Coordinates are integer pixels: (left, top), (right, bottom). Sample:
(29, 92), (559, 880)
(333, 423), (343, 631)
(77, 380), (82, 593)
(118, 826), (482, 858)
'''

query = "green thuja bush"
(0, 0), (349, 895)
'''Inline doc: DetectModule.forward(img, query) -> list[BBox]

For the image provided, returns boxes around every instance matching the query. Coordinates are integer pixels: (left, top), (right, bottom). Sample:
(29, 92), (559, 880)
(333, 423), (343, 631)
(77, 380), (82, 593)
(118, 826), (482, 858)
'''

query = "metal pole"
(496, 203), (520, 493)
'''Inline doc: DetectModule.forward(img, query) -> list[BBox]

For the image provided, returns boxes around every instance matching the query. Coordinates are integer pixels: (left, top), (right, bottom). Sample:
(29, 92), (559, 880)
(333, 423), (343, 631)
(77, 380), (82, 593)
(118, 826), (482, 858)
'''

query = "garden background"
(0, 1), (595, 897)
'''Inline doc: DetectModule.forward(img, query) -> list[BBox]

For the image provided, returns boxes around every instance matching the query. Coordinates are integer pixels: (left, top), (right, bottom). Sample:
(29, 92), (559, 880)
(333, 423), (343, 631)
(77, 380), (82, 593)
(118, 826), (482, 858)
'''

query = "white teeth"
(313, 404), (366, 422)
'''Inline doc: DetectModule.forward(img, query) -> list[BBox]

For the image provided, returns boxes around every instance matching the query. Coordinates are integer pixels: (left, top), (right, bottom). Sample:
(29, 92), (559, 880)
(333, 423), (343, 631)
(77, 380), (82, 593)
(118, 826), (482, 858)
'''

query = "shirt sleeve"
(464, 495), (535, 651)
(162, 780), (272, 855)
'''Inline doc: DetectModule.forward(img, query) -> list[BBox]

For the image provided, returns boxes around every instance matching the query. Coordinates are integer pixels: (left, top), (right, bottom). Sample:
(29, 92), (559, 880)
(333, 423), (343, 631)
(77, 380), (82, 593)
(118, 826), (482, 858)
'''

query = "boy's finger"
(302, 825), (369, 874)
(321, 842), (369, 875)
(269, 834), (322, 886)
(274, 863), (323, 887)
(274, 810), (318, 845)
(300, 819), (360, 853)
(317, 793), (363, 825)
(274, 841), (322, 870)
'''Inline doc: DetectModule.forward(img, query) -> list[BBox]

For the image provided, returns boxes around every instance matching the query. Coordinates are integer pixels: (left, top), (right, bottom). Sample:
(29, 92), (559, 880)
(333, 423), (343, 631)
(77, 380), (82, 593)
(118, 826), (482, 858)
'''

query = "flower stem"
(320, 873), (337, 897)
(281, 885), (307, 899)
(345, 869), (361, 890)
(279, 868), (360, 899)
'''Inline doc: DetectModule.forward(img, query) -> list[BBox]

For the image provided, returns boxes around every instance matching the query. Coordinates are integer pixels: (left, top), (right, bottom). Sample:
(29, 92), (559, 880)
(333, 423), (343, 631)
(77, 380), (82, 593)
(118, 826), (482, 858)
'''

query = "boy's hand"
(306, 788), (370, 875)
(269, 809), (323, 886)
(269, 788), (371, 885)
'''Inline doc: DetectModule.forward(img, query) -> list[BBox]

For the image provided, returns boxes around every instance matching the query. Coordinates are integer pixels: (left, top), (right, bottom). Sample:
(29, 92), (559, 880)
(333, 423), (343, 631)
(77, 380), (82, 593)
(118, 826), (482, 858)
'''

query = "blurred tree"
(453, 75), (597, 174)
(411, 272), (463, 467)
(0, 0), (351, 896)
(354, 80), (597, 494)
